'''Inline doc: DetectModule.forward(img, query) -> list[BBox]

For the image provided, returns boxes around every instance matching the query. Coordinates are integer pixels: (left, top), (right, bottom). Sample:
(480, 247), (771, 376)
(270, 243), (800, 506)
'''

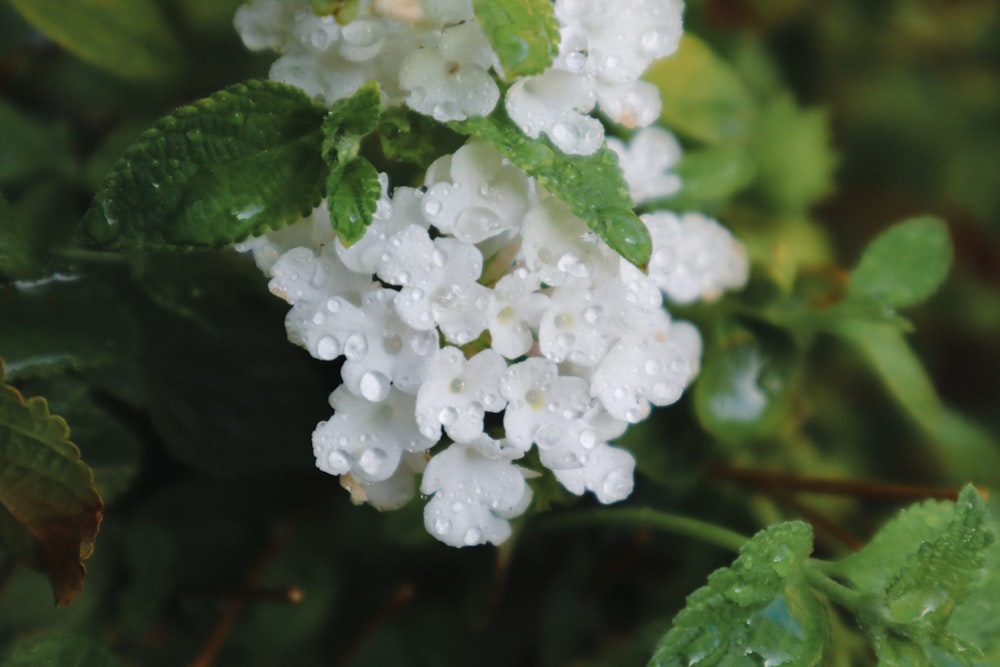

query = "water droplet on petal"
(463, 527), (483, 545)
(344, 333), (368, 360)
(317, 336), (340, 360)
(360, 371), (390, 402)
(439, 406), (459, 425)
(359, 447), (390, 476)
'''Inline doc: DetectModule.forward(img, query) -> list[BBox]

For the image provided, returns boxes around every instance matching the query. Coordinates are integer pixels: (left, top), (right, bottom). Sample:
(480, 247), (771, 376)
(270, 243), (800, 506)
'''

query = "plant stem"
(542, 507), (749, 553)
(803, 562), (871, 613)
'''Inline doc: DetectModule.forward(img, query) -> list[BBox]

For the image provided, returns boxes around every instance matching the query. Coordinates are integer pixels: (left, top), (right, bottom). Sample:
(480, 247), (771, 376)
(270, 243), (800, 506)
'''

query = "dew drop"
(316, 336), (340, 360)
(423, 197), (443, 217)
(360, 371), (390, 402)
(326, 449), (352, 474)
(556, 333), (575, 350)
(554, 313), (573, 329)
(579, 429), (598, 449)
(359, 447), (389, 476)
(439, 406), (459, 425)
(312, 311), (326, 326)
(464, 527), (483, 545)
(344, 333), (368, 360)
(383, 334), (404, 355)
(625, 407), (643, 423)
(434, 517), (451, 535)
(449, 377), (466, 393)
(644, 359), (661, 375)
(582, 305), (604, 324)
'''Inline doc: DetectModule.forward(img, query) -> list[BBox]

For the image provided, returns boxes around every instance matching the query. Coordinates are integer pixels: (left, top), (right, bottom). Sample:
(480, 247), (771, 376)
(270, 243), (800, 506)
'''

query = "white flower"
(643, 212), (750, 304)
(551, 442), (636, 504)
(399, 21), (499, 122)
(591, 309), (700, 422)
(499, 358), (591, 451)
(415, 347), (507, 443)
(339, 289), (440, 397)
(505, 69), (604, 156)
(313, 386), (436, 482)
(519, 195), (617, 288)
(336, 182), (428, 274)
(422, 443), (532, 547)
(377, 225), (491, 343)
(421, 141), (532, 243)
(234, 0), (297, 52)
(235, 203), (337, 273)
(607, 126), (682, 204)
(485, 268), (549, 359)
(341, 452), (427, 510)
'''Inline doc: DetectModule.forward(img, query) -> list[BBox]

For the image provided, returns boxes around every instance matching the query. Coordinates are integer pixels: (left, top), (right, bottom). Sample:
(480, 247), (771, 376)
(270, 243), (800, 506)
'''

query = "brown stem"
(707, 462), (987, 503)
(188, 523), (297, 667)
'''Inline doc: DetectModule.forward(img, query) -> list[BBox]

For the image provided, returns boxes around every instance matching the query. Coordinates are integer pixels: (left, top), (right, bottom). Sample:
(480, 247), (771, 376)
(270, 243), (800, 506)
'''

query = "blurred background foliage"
(0, 0), (998, 664)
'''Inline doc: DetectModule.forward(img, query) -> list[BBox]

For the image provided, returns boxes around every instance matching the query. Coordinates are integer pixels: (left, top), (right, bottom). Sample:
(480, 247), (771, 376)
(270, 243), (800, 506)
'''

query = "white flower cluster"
(237, 139), (748, 547)
(234, 0), (749, 547)
(234, 0), (683, 154)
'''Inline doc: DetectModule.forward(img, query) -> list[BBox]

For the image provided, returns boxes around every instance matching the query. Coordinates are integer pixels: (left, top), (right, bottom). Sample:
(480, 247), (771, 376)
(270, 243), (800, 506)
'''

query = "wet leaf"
(7, 0), (182, 81)
(644, 34), (756, 145)
(451, 108), (651, 268)
(0, 361), (103, 607)
(649, 522), (827, 666)
(377, 107), (463, 167)
(82, 80), (328, 250)
(322, 82), (382, 246)
(849, 216), (952, 309)
(473, 0), (559, 79)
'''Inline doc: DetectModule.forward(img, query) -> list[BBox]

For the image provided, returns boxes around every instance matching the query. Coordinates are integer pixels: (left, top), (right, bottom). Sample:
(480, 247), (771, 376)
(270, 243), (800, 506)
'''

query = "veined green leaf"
(0, 361), (103, 607)
(473, 0), (560, 79)
(452, 108), (651, 268)
(649, 522), (827, 667)
(7, 0), (182, 81)
(377, 107), (464, 167)
(322, 82), (382, 246)
(83, 80), (328, 250)
(849, 216), (953, 309)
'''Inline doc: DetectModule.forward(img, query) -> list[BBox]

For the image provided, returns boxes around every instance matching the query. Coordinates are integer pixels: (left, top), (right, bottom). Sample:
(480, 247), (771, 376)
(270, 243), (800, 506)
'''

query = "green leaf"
(0, 280), (139, 382)
(0, 193), (32, 278)
(322, 82), (383, 246)
(664, 145), (757, 211)
(0, 180), (81, 280)
(750, 95), (836, 215)
(82, 80), (328, 250)
(949, 528), (1000, 664)
(26, 378), (141, 505)
(451, 108), (651, 268)
(377, 107), (463, 166)
(831, 320), (1000, 481)
(849, 216), (953, 309)
(644, 34), (756, 145)
(0, 361), (103, 607)
(7, 0), (182, 81)
(328, 158), (381, 245)
(693, 321), (799, 444)
(473, 0), (559, 79)
(832, 487), (993, 664)
(0, 634), (121, 667)
(649, 522), (827, 667)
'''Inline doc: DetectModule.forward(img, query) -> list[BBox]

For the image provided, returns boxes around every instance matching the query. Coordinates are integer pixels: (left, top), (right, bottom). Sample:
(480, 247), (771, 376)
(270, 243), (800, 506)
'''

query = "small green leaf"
(0, 361), (103, 607)
(83, 80), (328, 250)
(949, 529), (1000, 663)
(0, 280), (139, 382)
(0, 634), (121, 667)
(649, 522), (827, 667)
(473, 0), (559, 79)
(693, 321), (799, 444)
(832, 487), (993, 663)
(7, 0), (182, 81)
(328, 158), (381, 245)
(849, 216), (953, 309)
(750, 95), (836, 215)
(322, 82), (383, 246)
(644, 34), (756, 145)
(452, 108), (651, 268)
(377, 107), (463, 166)
(0, 99), (73, 191)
